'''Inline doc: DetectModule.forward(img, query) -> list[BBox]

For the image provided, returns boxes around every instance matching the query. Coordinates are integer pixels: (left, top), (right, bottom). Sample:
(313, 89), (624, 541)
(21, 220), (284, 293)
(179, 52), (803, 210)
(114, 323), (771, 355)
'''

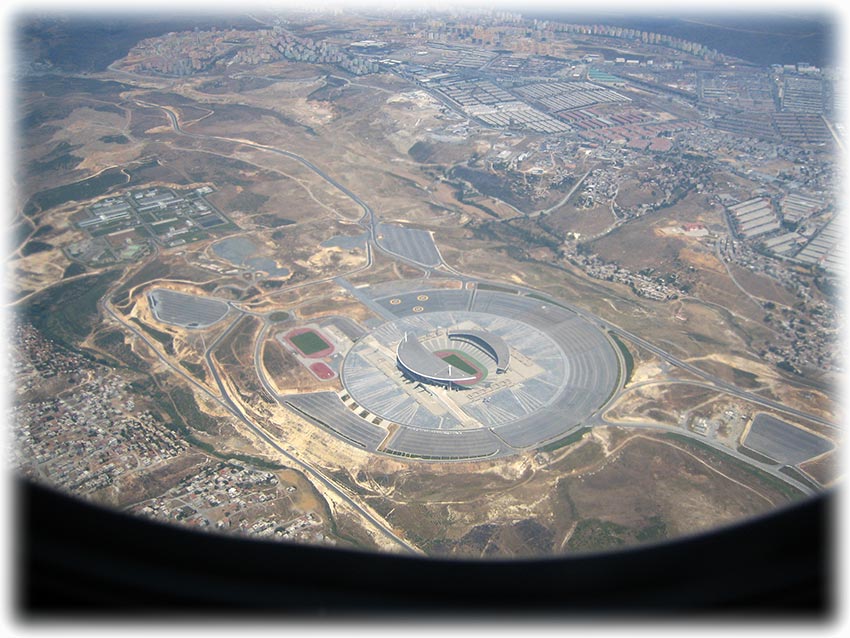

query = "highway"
(140, 98), (462, 280)
(128, 98), (466, 550)
(202, 315), (421, 554)
(124, 95), (835, 526)
(134, 100), (378, 241)
(102, 296), (419, 555)
(463, 274), (838, 431)
(592, 418), (818, 497)
(604, 325), (837, 430)
(822, 114), (845, 152)
(142, 91), (836, 431)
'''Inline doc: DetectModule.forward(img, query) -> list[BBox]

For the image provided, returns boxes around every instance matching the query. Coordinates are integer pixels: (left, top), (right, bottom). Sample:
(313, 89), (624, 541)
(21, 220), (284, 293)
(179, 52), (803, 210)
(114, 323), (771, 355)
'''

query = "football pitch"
(438, 352), (480, 376)
(290, 330), (331, 355)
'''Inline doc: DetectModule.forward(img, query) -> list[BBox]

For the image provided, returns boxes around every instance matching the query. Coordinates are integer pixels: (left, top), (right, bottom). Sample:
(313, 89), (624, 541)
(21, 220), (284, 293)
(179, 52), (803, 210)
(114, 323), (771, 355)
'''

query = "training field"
(287, 329), (333, 357)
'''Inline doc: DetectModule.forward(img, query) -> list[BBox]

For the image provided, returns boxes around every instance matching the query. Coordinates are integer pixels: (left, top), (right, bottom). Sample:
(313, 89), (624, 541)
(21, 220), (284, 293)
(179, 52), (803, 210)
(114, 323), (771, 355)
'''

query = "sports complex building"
(283, 281), (622, 461)
(396, 329), (510, 389)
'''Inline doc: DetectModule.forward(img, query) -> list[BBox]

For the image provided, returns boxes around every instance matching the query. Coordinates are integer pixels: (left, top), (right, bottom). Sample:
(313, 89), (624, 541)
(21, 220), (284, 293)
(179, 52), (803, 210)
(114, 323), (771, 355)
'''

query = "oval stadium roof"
(448, 329), (510, 372)
(396, 333), (478, 383)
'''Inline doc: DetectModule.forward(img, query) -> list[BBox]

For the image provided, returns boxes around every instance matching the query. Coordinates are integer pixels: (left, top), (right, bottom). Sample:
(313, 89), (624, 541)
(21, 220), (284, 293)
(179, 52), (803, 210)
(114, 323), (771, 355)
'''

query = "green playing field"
(290, 330), (331, 355)
(438, 353), (479, 376)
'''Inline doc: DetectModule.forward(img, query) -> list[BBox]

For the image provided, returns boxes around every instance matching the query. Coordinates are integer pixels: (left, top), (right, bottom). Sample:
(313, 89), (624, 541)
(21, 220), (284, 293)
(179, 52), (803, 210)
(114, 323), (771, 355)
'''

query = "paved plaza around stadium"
(375, 223), (442, 268)
(284, 283), (621, 460)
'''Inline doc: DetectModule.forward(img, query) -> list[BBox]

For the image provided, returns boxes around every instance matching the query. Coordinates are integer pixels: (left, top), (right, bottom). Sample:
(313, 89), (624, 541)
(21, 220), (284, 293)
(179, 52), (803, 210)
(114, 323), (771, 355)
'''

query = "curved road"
(604, 324), (836, 430)
(141, 98), (461, 279)
(462, 274), (837, 431)
(146, 91), (835, 431)
(124, 96), (835, 525)
(134, 100), (378, 241)
(202, 316), (420, 554)
(594, 418), (818, 497)
(103, 297), (419, 555)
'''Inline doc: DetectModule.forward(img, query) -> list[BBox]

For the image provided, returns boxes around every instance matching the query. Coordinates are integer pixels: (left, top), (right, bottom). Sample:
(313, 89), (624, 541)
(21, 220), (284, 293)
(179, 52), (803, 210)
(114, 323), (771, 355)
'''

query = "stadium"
(284, 282), (622, 461)
(395, 329), (509, 389)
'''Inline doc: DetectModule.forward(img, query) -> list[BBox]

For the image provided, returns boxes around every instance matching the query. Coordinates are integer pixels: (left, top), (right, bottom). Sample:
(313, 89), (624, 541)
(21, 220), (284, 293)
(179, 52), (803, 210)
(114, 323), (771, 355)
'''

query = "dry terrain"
(13, 41), (836, 561)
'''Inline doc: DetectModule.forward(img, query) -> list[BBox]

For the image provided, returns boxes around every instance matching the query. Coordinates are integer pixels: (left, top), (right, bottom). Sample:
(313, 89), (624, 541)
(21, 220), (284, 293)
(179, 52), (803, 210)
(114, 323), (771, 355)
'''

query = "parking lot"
(285, 284), (620, 460)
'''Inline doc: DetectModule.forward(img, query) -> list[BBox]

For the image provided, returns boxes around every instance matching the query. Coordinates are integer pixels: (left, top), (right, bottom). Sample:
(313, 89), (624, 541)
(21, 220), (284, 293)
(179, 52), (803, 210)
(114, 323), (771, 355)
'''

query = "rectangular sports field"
(439, 353), (478, 375)
(291, 331), (331, 355)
